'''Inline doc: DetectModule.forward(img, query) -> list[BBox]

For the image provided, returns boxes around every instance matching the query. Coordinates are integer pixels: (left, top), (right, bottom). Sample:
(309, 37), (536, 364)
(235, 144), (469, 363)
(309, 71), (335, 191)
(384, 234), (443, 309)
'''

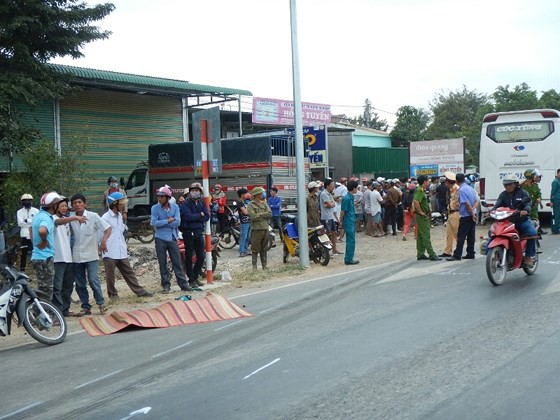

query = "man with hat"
(413, 176), (442, 261)
(211, 184), (227, 233)
(102, 176), (128, 222)
(17, 193), (39, 271)
(247, 187), (272, 270)
(306, 181), (321, 228)
(439, 172), (459, 257)
(180, 182), (210, 288)
(102, 192), (153, 300)
(31, 192), (63, 302)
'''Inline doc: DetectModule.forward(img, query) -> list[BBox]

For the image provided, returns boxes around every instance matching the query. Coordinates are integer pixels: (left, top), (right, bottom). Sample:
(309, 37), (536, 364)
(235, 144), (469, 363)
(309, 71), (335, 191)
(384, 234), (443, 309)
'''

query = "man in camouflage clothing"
(31, 192), (64, 301)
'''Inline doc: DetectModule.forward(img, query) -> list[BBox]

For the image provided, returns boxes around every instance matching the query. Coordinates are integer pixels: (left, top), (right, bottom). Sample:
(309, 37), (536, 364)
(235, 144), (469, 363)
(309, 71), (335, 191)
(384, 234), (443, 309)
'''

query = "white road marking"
(302, 288), (321, 297)
(214, 319), (243, 331)
(260, 303), (285, 314)
(151, 341), (193, 358)
(119, 406), (152, 419)
(0, 401), (43, 419)
(243, 358), (281, 380)
(231, 260), (402, 299)
(542, 270), (560, 295)
(75, 370), (123, 389)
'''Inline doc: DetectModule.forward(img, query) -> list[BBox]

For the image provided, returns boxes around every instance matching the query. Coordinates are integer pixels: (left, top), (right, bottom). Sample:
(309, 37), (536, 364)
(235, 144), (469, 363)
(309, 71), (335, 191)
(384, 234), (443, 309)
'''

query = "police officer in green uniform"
(520, 168), (547, 235)
(247, 187), (272, 270)
(413, 175), (442, 261)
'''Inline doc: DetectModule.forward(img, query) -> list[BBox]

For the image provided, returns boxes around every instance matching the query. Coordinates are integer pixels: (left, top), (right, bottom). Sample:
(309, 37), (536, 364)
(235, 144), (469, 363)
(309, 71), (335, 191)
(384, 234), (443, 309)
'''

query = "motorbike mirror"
(480, 200), (487, 207)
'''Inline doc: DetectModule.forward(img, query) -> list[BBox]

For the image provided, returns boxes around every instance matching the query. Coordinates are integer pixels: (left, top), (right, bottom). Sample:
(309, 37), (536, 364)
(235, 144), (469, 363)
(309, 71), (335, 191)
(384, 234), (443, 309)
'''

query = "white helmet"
(21, 193), (33, 200)
(40, 192), (63, 208)
(502, 173), (519, 184)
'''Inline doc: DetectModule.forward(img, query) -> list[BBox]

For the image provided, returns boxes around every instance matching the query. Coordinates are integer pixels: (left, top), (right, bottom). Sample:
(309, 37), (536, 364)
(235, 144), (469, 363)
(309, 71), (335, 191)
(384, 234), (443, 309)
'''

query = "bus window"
(486, 121), (554, 143)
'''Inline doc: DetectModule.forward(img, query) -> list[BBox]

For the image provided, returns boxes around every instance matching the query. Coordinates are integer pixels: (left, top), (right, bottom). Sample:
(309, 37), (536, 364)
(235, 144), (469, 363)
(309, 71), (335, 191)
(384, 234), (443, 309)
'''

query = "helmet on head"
(183, 187), (190, 196)
(533, 169), (542, 178)
(40, 192), (63, 208)
(156, 186), (172, 198)
(214, 184), (222, 190)
(523, 168), (536, 179)
(467, 174), (477, 183)
(340, 177), (348, 183)
(502, 173), (519, 185)
(107, 191), (128, 206)
(189, 182), (203, 192)
(108, 176), (118, 184)
(21, 193), (33, 201)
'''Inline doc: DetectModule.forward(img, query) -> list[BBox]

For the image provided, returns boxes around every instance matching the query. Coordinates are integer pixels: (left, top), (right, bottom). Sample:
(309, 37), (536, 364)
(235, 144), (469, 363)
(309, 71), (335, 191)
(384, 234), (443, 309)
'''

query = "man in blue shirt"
(267, 187), (282, 237)
(340, 180), (360, 265)
(151, 186), (191, 293)
(31, 192), (63, 301)
(447, 173), (479, 261)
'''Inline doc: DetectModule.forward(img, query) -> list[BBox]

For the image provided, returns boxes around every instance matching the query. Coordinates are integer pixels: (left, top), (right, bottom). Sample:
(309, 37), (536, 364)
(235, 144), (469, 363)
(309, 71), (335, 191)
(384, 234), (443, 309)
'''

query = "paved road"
(2, 237), (560, 419)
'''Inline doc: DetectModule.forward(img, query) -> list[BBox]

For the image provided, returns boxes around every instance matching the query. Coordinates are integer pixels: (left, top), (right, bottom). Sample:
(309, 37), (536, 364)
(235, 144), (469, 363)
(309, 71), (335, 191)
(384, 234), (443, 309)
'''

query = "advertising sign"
(409, 138), (464, 176)
(288, 125), (327, 169)
(252, 97), (331, 126)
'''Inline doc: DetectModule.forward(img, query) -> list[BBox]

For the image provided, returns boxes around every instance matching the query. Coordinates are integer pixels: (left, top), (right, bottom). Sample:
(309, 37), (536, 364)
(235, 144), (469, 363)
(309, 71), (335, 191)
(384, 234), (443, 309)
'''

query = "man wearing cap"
(439, 172), (459, 257)
(17, 193), (39, 271)
(306, 182), (321, 228)
(446, 173), (479, 261)
(102, 176), (128, 222)
(211, 184), (227, 233)
(31, 192), (62, 303)
(413, 176), (442, 261)
(340, 180), (360, 265)
(151, 186), (191, 294)
(102, 193), (153, 300)
(247, 187), (272, 269)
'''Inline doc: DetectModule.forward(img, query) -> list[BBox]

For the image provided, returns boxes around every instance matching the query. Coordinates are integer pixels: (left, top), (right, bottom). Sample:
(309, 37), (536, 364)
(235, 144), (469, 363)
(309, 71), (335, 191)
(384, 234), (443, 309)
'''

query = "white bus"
(479, 109), (560, 214)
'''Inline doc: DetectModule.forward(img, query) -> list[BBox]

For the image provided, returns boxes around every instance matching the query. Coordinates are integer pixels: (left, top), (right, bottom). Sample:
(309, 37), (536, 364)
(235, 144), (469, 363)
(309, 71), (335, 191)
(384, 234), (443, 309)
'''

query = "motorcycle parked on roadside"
(482, 207), (541, 286)
(125, 215), (155, 243)
(281, 214), (332, 266)
(168, 233), (221, 276)
(218, 206), (240, 249)
(0, 246), (67, 345)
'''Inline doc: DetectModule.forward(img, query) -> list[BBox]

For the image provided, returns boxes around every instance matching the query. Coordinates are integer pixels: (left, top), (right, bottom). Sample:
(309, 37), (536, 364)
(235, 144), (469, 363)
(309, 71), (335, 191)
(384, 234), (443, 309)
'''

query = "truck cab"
(123, 163), (151, 216)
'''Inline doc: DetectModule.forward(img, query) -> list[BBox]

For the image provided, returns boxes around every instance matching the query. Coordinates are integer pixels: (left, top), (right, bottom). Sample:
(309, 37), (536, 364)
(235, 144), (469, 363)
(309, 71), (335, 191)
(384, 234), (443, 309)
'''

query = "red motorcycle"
(168, 235), (221, 277)
(484, 207), (541, 286)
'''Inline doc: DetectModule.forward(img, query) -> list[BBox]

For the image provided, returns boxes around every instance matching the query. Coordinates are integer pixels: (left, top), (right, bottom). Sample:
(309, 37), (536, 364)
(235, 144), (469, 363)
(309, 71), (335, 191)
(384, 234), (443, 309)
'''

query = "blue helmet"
(107, 191), (127, 205)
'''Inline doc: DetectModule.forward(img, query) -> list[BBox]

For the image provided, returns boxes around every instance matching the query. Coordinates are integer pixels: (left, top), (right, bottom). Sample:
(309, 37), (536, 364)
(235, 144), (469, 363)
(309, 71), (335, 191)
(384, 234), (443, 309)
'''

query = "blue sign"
(287, 126), (326, 151)
(410, 164), (439, 178)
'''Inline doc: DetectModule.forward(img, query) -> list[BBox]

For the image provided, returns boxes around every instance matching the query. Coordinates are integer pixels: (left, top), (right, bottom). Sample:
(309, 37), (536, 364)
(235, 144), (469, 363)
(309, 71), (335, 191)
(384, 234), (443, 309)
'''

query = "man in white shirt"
(102, 192), (152, 300)
(16, 193), (39, 271)
(369, 182), (385, 236)
(53, 196), (86, 316)
(70, 194), (112, 316)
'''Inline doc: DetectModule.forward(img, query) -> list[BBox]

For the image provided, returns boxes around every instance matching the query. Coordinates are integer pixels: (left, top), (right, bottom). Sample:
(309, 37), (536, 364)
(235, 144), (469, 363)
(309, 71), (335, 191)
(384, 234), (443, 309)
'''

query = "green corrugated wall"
(352, 147), (409, 179)
(60, 89), (183, 212)
(0, 101), (55, 172)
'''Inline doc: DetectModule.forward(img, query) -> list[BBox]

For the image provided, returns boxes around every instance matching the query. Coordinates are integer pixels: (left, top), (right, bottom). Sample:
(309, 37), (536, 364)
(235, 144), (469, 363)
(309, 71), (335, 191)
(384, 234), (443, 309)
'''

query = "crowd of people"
(1, 167), (558, 319)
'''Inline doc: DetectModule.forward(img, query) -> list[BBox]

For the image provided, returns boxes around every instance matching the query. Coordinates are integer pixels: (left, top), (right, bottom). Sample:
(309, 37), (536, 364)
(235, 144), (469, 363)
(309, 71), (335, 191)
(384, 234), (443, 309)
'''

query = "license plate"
(319, 234), (330, 243)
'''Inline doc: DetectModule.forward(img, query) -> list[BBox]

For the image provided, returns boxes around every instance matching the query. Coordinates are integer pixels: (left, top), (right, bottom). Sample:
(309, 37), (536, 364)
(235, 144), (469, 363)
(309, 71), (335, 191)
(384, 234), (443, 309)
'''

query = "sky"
(52, 0), (560, 127)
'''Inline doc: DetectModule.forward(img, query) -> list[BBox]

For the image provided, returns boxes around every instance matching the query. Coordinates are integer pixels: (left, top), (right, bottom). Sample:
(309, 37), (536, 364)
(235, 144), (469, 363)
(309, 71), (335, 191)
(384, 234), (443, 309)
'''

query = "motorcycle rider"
(179, 182), (209, 288)
(493, 173), (538, 266)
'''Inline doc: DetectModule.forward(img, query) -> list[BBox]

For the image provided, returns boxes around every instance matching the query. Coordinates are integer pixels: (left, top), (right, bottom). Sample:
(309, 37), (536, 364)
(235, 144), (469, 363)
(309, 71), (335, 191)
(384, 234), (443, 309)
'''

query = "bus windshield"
(486, 121), (554, 143)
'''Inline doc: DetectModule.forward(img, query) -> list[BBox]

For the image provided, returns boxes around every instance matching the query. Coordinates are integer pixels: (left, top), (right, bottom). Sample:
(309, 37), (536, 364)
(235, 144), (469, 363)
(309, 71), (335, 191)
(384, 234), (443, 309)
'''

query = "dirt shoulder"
(1, 224), (490, 349)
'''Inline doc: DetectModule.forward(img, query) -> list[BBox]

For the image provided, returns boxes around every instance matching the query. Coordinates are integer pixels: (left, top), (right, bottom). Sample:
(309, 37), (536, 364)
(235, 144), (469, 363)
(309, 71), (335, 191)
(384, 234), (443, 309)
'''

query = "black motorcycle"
(0, 246), (67, 345)
(125, 215), (155, 243)
(218, 206), (241, 249)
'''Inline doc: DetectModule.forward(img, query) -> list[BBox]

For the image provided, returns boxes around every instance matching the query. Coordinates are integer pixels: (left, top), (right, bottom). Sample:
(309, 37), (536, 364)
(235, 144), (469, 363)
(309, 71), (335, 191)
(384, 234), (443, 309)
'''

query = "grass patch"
(231, 263), (306, 285)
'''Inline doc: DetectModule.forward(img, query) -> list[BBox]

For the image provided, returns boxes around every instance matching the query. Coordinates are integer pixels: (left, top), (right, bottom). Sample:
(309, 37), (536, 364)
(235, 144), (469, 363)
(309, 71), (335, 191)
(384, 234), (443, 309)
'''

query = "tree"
(538, 89), (560, 110)
(390, 105), (430, 144)
(1, 136), (92, 221)
(492, 83), (539, 112)
(350, 98), (389, 131)
(0, 0), (115, 160)
(425, 86), (490, 168)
